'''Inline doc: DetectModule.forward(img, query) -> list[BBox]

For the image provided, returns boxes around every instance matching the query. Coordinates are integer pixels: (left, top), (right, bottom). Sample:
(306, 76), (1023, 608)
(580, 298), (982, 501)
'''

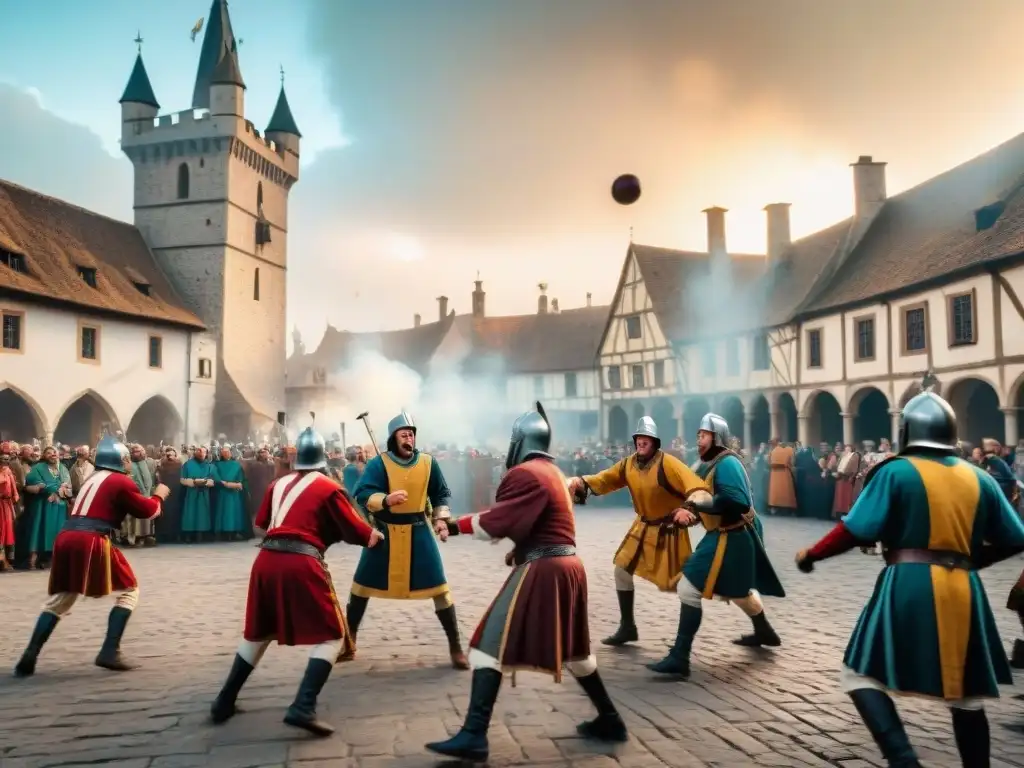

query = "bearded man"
(24, 446), (72, 569)
(567, 417), (708, 646)
(126, 444), (158, 547)
(346, 411), (468, 669)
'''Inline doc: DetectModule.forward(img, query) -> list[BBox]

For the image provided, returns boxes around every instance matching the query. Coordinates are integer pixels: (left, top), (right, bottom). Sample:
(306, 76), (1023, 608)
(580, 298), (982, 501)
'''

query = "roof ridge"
(0, 179), (136, 231)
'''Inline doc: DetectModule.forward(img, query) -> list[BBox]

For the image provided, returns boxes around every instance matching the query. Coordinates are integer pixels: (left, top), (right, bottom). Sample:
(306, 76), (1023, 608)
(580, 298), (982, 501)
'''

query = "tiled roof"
(629, 244), (766, 341)
(461, 304), (610, 375)
(799, 132), (1024, 315)
(0, 179), (204, 330)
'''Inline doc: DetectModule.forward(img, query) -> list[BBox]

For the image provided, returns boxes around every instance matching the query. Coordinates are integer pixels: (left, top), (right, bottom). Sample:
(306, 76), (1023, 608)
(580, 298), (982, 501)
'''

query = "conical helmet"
(94, 434), (130, 473)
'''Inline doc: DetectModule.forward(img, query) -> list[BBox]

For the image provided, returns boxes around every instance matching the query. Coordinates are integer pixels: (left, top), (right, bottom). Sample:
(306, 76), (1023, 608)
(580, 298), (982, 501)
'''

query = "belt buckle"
(936, 553), (958, 569)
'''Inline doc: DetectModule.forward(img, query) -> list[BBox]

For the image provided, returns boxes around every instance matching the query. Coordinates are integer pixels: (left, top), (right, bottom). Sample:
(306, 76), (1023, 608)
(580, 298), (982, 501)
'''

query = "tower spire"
(134, 30), (144, 54)
(192, 0), (241, 110)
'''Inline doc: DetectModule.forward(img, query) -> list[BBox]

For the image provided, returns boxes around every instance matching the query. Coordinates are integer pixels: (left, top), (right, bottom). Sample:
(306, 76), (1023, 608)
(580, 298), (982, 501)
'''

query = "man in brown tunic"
(242, 446), (275, 532)
(427, 402), (627, 763)
(767, 438), (797, 515)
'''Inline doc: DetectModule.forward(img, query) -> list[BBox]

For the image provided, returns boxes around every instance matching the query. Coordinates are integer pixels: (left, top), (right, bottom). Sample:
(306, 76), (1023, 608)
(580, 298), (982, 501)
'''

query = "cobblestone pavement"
(3, 511), (1024, 767)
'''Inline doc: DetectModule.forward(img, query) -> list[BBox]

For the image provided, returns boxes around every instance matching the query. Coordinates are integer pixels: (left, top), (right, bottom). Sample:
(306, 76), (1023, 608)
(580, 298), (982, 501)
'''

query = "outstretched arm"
(454, 466), (549, 543)
(579, 459), (628, 497)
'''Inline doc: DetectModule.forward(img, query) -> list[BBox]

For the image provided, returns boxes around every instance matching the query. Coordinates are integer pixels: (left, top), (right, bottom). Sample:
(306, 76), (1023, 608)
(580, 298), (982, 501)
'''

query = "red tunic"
(0, 466), (18, 549)
(48, 470), (162, 597)
(245, 472), (374, 648)
(458, 458), (590, 681)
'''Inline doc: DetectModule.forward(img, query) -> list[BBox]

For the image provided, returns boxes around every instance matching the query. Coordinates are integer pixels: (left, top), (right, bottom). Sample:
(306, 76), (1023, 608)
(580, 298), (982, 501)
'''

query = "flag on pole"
(190, 17), (204, 42)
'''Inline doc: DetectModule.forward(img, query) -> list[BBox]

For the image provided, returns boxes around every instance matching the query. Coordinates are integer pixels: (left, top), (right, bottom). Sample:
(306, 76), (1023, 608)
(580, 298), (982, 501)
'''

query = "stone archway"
(608, 405), (628, 443)
(650, 398), (676, 441)
(0, 385), (47, 443)
(682, 397), (711, 442)
(718, 396), (745, 447)
(749, 394), (771, 447)
(777, 392), (798, 442)
(947, 376), (1002, 446)
(126, 396), (184, 447)
(850, 386), (890, 444)
(805, 390), (843, 445)
(53, 390), (120, 447)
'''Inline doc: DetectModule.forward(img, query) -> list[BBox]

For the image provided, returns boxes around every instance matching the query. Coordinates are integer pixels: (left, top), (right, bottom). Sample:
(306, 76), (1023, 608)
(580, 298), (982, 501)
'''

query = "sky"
(3, 0), (1024, 350)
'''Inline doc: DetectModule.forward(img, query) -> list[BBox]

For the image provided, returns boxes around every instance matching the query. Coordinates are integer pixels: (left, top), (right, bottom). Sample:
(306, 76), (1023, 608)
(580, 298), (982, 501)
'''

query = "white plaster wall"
(843, 304), (889, 381)
(799, 315), (842, 385)
(1000, 265), (1024, 359)
(0, 299), (213, 440)
(507, 370), (600, 412)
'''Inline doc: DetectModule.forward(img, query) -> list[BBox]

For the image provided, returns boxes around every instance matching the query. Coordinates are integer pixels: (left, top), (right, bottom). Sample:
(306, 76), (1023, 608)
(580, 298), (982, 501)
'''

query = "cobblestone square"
(2, 511), (1024, 767)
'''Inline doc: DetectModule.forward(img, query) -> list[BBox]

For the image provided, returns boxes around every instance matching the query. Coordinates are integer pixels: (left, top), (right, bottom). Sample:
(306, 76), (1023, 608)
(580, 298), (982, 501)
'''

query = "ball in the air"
(612, 174), (642, 205)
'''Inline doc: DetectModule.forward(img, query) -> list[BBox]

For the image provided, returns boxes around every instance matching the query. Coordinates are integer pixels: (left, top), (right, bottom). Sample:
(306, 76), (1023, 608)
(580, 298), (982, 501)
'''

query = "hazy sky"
(3, 0), (1024, 348)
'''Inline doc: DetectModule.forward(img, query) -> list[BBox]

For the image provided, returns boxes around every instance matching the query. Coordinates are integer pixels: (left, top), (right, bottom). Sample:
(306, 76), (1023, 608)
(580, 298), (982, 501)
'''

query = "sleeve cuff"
(457, 516), (474, 535)
(365, 492), (386, 513)
(433, 505), (451, 520)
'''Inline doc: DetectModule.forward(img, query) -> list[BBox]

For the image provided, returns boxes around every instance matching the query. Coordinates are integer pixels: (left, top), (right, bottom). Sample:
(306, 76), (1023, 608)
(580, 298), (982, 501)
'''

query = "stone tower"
(119, 0), (301, 438)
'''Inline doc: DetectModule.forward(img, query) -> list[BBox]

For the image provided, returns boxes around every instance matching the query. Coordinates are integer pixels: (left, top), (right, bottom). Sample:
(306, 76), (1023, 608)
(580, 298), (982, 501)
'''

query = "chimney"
(703, 206), (728, 259)
(586, 292), (592, 308)
(851, 156), (887, 220)
(413, 313), (421, 328)
(537, 282), (549, 314)
(764, 203), (792, 265)
(551, 298), (560, 313)
(472, 279), (486, 318)
(437, 295), (448, 321)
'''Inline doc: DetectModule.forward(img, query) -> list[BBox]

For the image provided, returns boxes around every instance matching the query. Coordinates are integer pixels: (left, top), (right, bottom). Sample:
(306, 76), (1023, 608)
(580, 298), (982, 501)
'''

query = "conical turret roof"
(210, 44), (246, 89)
(266, 85), (301, 137)
(119, 53), (159, 109)
(192, 0), (241, 109)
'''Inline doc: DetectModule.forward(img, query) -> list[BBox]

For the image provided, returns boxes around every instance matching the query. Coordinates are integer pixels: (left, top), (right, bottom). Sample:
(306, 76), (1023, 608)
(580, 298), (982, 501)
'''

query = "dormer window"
(133, 281), (151, 296)
(77, 266), (97, 288)
(0, 249), (27, 273)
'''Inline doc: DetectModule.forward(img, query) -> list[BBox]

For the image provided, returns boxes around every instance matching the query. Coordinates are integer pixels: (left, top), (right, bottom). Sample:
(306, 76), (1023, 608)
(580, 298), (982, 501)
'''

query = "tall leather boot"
(602, 590), (639, 646)
(647, 603), (702, 677)
(734, 610), (782, 647)
(437, 605), (470, 669)
(952, 707), (989, 768)
(283, 658), (335, 736)
(95, 606), (138, 671)
(210, 654), (255, 724)
(574, 670), (628, 741)
(848, 689), (921, 766)
(339, 595), (368, 660)
(13, 612), (60, 678)
(425, 668), (502, 762)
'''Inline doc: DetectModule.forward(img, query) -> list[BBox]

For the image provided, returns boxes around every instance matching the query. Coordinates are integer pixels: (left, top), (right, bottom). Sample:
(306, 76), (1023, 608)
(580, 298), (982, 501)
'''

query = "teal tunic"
(842, 454), (1024, 701)
(26, 462), (70, 555)
(213, 459), (249, 534)
(351, 450), (452, 600)
(180, 458), (214, 533)
(684, 451), (785, 600)
(342, 464), (363, 495)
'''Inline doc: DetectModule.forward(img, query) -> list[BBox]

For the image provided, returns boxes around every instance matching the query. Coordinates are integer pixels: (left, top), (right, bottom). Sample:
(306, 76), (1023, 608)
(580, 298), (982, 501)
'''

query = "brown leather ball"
(611, 174), (641, 205)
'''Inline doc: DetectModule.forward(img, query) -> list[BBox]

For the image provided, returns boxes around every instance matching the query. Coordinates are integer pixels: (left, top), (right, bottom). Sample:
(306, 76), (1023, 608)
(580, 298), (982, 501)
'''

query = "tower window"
(176, 162), (190, 200)
(253, 268), (260, 301)
(257, 181), (264, 211)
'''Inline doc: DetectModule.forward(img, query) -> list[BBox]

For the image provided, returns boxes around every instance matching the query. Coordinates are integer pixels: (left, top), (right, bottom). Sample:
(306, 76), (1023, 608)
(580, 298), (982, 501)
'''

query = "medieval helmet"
(698, 412), (731, 449)
(294, 427), (328, 470)
(387, 411), (416, 440)
(94, 434), (130, 473)
(899, 392), (957, 453)
(632, 416), (660, 449)
(506, 401), (553, 470)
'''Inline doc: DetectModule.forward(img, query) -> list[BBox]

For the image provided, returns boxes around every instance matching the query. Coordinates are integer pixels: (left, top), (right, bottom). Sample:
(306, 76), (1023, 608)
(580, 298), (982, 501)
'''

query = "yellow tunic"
(583, 451), (707, 591)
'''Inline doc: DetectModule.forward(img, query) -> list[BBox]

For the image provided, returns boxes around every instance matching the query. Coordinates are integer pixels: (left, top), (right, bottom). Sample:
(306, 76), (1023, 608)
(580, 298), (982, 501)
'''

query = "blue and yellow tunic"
(684, 450), (785, 600)
(351, 450), (452, 600)
(842, 454), (1024, 700)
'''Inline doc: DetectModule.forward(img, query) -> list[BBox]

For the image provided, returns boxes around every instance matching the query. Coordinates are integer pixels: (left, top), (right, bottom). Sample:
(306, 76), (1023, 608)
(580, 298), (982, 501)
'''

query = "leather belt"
(523, 545), (576, 562)
(884, 548), (972, 570)
(260, 537), (324, 560)
(62, 516), (114, 535)
(719, 510), (757, 533)
(373, 509), (427, 526)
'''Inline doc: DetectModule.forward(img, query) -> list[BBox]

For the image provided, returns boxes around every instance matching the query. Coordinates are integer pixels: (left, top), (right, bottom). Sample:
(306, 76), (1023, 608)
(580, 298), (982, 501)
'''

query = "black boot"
(952, 707), (989, 768)
(647, 603), (702, 677)
(602, 590), (639, 646)
(437, 605), (469, 669)
(283, 658), (335, 736)
(425, 668), (502, 762)
(734, 610), (781, 647)
(1011, 639), (1024, 669)
(848, 689), (921, 766)
(95, 606), (138, 671)
(210, 654), (255, 724)
(340, 595), (368, 659)
(13, 612), (60, 678)
(574, 670), (628, 741)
